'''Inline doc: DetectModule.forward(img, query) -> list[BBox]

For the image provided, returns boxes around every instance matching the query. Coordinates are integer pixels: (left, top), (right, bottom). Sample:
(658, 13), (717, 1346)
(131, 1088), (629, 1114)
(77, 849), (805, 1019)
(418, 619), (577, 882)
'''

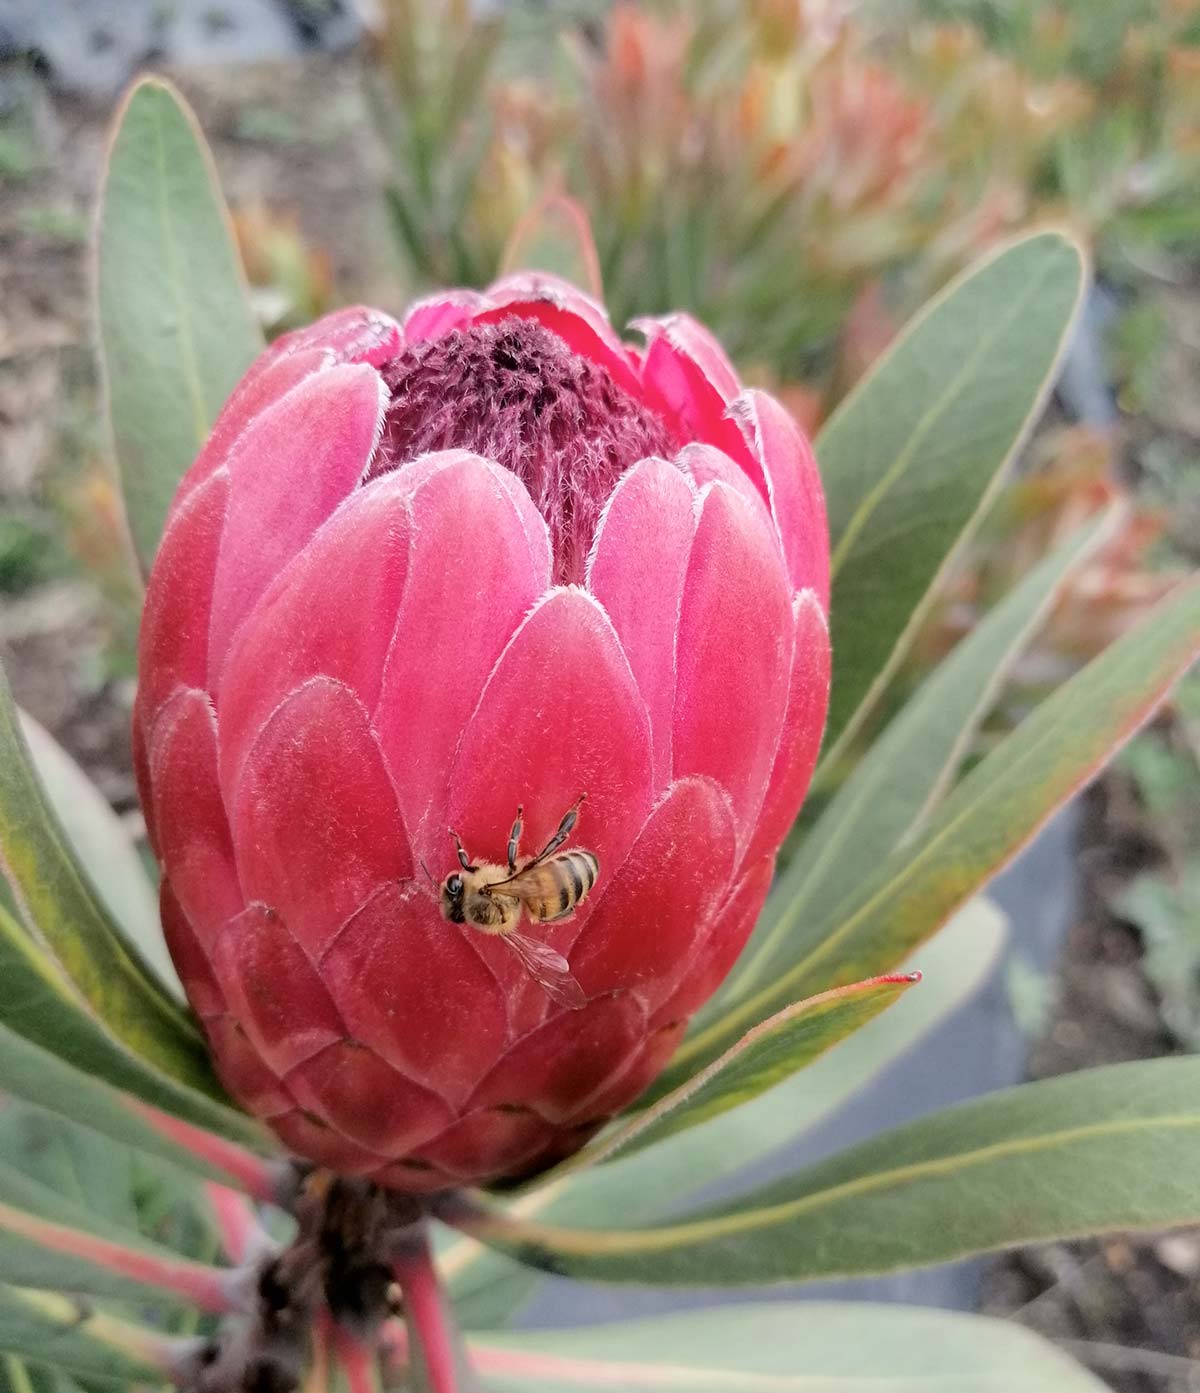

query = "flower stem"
(392, 1220), (476, 1393)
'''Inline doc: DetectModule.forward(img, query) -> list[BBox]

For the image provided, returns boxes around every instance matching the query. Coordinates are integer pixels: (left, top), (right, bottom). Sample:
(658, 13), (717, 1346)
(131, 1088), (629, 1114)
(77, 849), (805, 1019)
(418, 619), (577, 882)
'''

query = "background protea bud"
(134, 273), (831, 1191)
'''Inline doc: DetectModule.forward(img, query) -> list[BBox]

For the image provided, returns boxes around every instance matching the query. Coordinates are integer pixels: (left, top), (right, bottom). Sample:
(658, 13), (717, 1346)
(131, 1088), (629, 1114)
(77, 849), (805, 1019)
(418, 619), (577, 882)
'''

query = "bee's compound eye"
(447, 875), (463, 896)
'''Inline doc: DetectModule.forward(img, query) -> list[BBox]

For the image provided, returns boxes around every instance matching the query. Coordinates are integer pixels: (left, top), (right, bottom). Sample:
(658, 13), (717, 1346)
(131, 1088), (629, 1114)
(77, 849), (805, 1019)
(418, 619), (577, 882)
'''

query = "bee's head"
(440, 871), (467, 923)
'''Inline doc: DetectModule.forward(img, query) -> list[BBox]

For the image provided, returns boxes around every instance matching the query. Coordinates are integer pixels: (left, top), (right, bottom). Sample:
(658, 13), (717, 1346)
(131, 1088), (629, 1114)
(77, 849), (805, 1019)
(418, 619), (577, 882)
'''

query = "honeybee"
(437, 796), (597, 1009)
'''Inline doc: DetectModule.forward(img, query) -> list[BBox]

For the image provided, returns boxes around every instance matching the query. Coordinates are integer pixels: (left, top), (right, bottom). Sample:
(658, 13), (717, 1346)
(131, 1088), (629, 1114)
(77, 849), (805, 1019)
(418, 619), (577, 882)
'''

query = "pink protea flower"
(134, 273), (830, 1191)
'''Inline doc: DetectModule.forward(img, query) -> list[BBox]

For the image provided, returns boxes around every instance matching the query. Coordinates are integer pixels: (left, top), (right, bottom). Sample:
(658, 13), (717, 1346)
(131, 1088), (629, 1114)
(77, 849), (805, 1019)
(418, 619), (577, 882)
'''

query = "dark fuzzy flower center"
(370, 317), (676, 584)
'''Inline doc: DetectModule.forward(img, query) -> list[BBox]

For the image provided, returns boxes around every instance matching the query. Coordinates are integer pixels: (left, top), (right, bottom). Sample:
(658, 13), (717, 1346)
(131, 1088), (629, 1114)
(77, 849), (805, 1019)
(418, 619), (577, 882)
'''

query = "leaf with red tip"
(663, 574), (1200, 1089)
(442, 900), (1005, 1321)
(96, 77), (262, 571)
(0, 1015), (274, 1191)
(0, 1159), (233, 1310)
(455, 1057), (1200, 1288)
(567, 973), (919, 1171)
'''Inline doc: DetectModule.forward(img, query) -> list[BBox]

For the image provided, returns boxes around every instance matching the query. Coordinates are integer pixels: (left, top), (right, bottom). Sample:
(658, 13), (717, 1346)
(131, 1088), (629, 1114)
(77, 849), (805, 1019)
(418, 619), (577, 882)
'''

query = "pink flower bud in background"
(134, 273), (830, 1191)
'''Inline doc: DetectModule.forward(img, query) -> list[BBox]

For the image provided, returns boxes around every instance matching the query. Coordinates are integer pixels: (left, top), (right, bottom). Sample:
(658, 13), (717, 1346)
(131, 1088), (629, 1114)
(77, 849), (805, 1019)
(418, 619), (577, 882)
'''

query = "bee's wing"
(487, 860), (564, 903)
(503, 932), (587, 1010)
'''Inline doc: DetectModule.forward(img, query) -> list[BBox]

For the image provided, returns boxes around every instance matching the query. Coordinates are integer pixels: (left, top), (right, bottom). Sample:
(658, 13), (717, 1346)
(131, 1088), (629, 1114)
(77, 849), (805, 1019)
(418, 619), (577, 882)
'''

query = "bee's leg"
(448, 828), (471, 871)
(507, 804), (524, 874)
(531, 793), (587, 864)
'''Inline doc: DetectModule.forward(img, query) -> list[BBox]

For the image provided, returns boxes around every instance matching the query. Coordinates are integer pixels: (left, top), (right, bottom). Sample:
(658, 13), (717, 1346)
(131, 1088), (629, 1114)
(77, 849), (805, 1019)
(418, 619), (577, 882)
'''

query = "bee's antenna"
(418, 858), (437, 891)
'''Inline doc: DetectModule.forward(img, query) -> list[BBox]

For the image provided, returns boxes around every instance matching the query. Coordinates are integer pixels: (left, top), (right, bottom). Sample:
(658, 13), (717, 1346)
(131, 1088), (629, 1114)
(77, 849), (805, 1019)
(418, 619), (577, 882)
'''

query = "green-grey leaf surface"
(658, 576), (1200, 1090)
(0, 1159), (222, 1308)
(0, 1287), (169, 1385)
(0, 902), (267, 1153)
(463, 1057), (1200, 1285)
(574, 975), (917, 1169)
(0, 667), (219, 1098)
(18, 712), (177, 995)
(444, 899), (1006, 1323)
(0, 1025), (261, 1188)
(720, 506), (1118, 1012)
(817, 231), (1086, 760)
(96, 76), (262, 571)
(471, 1303), (1109, 1391)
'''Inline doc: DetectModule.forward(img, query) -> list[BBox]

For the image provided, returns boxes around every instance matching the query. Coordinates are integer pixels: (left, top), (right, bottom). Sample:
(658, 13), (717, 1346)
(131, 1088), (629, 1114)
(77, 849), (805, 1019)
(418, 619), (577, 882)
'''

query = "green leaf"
(444, 899), (1006, 1323)
(0, 1286), (171, 1385)
(0, 903), (269, 1155)
(660, 576), (1200, 1088)
(458, 1057), (1200, 1285)
(96, 76), (262, 571)
(0, 1062), (247, 1212)
(17, 712), (178, 996)
(719, 506), (1119, 1012)
(469, 1303), (1109, 1391)
(817, 231), (1086, 761)
(571, 974), (918, 1170)
(0, 1159), (229, 1310)
(0, 667), (219, 1097)
(0, 1104), (138, 1235)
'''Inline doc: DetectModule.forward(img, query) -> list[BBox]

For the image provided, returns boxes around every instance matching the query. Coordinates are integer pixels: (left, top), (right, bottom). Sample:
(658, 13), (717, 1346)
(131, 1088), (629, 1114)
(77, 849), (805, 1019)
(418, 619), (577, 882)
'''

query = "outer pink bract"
(134, 273), (831, 1191)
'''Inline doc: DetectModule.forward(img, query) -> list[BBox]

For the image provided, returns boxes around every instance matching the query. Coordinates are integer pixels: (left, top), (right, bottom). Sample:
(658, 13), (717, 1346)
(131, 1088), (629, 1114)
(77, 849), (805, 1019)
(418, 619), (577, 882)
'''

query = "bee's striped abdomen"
(528, 850), (599, 922)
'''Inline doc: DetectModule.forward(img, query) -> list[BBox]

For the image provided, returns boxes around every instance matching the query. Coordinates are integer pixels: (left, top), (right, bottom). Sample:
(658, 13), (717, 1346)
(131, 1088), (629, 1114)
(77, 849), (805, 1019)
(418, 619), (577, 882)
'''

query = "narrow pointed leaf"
(469, 1303), (1109, 1391)
(444, 900), (1006, 1321)
(0, 901), (268, 1152)
(817, 231), (1086, 760)
(18, 711), (178, 995)
(0, 666), (219, 1097)
(0, 1286), (173, 1384)
(571, 974), (919, 1170)
(0, 1021), (273, 1188)
(96, 75), (262, 571)
(0, 1160), (231, 1310)
(456, 1058), (1200, 1284)
(721, 506), (1119, 1010)
(661, 576), (1200, 1088)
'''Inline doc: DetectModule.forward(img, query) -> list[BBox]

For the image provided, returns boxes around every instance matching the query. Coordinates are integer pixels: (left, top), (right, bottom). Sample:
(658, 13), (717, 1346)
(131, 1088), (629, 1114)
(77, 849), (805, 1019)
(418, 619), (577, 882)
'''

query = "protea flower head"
(134, 272), (830, 1192)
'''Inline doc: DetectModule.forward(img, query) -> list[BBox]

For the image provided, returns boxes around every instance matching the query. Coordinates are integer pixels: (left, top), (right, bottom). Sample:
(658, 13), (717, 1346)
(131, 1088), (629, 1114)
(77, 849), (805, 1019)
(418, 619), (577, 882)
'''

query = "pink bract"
(135, 273), (830, 1190)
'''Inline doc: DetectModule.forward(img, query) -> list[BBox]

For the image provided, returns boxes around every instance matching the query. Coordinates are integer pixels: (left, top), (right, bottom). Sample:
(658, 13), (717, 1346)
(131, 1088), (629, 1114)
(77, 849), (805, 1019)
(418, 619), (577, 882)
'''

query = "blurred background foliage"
(358, 0), (1199, 718)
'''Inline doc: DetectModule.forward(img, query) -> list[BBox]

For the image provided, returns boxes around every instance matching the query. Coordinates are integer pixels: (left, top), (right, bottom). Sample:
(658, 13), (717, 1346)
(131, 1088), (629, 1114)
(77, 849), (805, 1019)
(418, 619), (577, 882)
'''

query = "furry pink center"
(370, 317), (676, 584)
